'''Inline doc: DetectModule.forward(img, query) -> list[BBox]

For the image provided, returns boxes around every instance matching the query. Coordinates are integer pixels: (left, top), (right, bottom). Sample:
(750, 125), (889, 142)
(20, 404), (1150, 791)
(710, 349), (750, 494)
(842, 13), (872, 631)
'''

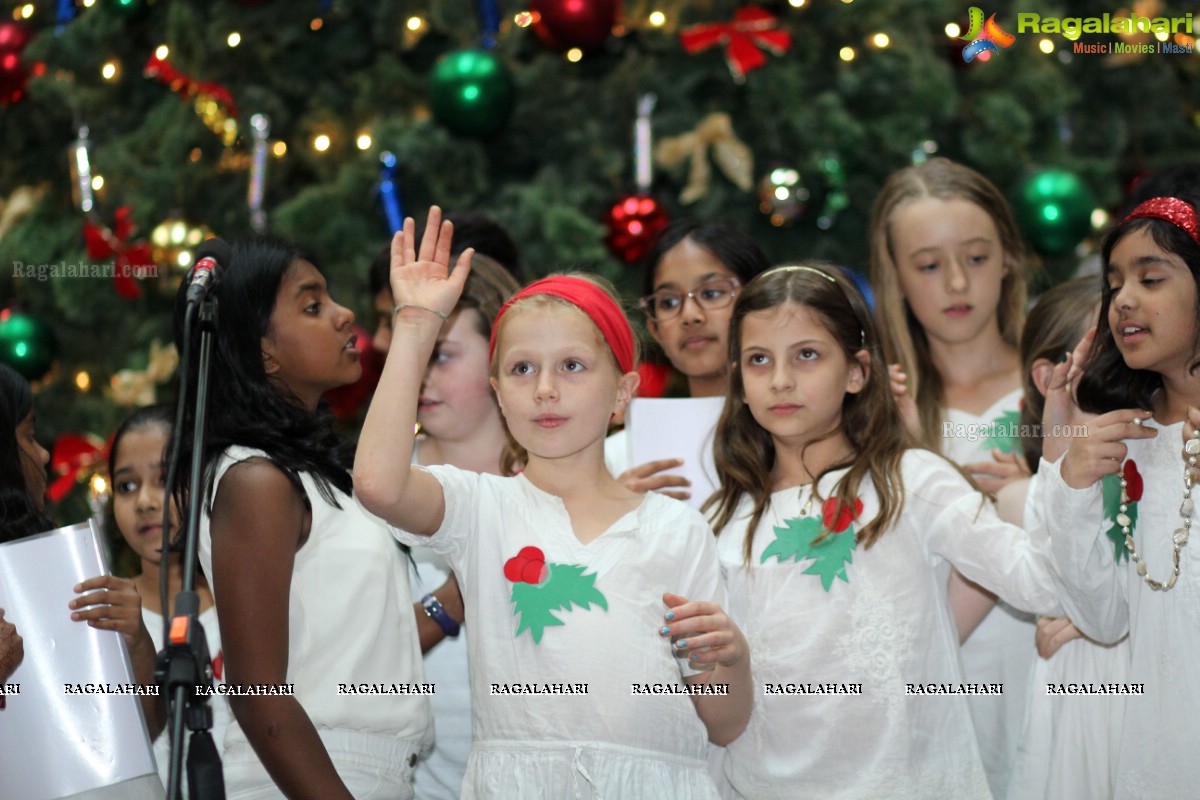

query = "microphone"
(185, 238), (231, 305)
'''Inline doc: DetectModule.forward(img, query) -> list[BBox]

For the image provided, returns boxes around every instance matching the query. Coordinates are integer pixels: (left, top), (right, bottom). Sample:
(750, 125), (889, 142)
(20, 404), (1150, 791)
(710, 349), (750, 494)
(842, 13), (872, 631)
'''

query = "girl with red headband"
(1036, 195), (1200, 796)
(355, 208), (751, 799)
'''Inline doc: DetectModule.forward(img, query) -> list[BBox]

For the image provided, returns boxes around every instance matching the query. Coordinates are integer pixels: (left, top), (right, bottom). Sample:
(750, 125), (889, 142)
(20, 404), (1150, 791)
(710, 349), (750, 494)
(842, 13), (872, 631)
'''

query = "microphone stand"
(158, 294), (225, 800)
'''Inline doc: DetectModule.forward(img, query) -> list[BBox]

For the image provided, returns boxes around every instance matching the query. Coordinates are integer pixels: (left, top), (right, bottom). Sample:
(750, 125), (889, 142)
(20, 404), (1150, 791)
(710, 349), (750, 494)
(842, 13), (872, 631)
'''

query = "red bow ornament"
(83, 206), (154, 300)
(49, 432), (110, 503)
(679, 5), (792, 81)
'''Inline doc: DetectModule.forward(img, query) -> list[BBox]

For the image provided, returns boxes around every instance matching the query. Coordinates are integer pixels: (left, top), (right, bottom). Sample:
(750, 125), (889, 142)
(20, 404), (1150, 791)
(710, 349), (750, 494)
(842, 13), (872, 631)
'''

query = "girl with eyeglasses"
(605, 221), (770, 501)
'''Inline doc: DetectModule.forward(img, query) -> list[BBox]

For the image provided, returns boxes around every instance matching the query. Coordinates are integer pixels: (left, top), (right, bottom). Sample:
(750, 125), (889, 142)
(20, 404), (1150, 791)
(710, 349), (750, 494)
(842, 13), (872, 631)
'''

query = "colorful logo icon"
(960, 7), (1016, 62)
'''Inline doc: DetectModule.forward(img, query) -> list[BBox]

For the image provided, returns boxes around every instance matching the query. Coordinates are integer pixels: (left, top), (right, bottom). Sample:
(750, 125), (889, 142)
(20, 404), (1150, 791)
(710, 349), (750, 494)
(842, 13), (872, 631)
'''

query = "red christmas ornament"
(0, 21), (33, 105)
(49, 432), (110, 503)
(679, 5), (792, 81)
(83, 207), (155, 300)
(529, 0), (619, 52)
(324, 324), (382, 418)
(604, 194), (669, 264)
(821, 497), (864, 534)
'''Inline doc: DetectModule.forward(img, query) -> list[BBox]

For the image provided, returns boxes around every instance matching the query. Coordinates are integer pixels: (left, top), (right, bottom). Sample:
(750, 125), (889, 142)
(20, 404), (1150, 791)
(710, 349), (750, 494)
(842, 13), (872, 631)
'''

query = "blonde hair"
(489, 272), (639, 475)
(869, 158), (1031, 452)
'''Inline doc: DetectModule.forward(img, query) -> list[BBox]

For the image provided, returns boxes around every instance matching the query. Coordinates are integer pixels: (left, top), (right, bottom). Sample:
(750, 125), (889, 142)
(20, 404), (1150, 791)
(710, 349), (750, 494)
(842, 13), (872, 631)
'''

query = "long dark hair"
(170, 238), (353, 522)
(704, 265), (909, 562)
(0, 363), (53, 542)
(1076, 200), (1200, 414)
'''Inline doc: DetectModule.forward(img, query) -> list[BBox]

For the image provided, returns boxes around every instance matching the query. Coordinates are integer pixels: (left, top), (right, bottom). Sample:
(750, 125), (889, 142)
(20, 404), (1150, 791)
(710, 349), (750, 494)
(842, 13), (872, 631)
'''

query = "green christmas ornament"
(428, 49), (514, 139)
(1012, 168), (1096, 257)
(0, 309), (59, 381)
(104, 0), (149, 17)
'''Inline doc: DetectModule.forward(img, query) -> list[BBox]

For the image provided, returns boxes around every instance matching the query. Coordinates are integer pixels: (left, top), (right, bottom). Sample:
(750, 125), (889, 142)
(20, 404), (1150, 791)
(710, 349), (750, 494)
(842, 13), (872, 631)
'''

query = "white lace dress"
(717, 449), (1060, 799)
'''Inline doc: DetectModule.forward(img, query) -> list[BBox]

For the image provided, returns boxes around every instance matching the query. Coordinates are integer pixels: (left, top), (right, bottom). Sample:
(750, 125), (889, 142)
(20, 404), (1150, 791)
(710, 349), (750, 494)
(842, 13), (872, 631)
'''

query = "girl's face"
(16, 409), (49, 509)
(646, 237), (740, 394)
(889, 197), (1008, 348)
(739, 303), (867, 447)
(261, 259), (362, 410)
(419, 309), (498, 441)
(111, 425), (180, 565)
(491, 304), (637, 463)
(1106, 227), (1199, 376)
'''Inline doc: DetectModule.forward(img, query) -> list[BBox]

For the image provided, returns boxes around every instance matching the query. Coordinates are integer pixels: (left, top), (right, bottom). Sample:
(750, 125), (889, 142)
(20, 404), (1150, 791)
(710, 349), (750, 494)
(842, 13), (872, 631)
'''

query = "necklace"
(1118, 428), (1196, 591)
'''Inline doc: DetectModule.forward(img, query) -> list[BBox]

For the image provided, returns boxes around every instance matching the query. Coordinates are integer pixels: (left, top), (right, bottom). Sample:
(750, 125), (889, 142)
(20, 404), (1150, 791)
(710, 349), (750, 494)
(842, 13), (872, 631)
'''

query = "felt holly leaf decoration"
(508, 561), (608, 644)
(760, 515), (823, 565)
(761, 513), (859, 591)
(982, 410), (1021, 454)
(1101, 460), (1141, 563)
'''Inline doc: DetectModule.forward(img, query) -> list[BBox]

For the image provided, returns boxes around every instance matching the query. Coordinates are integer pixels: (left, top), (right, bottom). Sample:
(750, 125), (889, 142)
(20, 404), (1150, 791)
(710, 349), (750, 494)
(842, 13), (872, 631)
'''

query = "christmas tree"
(1, 0), (1197, 522)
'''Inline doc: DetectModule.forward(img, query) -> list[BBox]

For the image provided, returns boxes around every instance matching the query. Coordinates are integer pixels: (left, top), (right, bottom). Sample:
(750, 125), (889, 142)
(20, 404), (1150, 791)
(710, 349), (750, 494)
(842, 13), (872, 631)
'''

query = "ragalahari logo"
(960, 7), (1016, 62)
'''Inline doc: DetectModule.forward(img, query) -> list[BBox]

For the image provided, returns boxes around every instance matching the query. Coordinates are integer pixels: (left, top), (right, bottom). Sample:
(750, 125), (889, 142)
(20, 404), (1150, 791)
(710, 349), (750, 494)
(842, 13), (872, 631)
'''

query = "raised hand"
(1042, 327), (1097, 464)
(617, 458), (691, 501)
(963, 449), (1031, 494)
(1058, 409), (1156, 490)
(389, 205), (474, 322)
(660, 592), (747, 668)
(1184, 406), (1200, 485)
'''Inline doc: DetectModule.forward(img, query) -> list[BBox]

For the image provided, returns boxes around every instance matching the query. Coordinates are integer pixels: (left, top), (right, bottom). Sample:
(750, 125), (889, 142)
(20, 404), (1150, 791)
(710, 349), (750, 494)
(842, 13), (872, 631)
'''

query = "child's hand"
(888, 364), (920, 440)
(660, 593), (747, 669)
(0, 609), (23, 682)
(390, 205), (473, 323)
(618, 459), (691, 501)
(1059, 409), (1156, 490)
(963, 449), (1031, 494)
(1042, 326), (1097, 464)
(70, 576), (151, 650)
(1035, 615), (1083, 659)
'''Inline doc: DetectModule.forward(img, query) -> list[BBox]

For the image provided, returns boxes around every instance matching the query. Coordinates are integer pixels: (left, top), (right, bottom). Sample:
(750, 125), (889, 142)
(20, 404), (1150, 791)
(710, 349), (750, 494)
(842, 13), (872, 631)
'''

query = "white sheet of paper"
(0, 521), (157, 800)
(628, 396), (725, 510)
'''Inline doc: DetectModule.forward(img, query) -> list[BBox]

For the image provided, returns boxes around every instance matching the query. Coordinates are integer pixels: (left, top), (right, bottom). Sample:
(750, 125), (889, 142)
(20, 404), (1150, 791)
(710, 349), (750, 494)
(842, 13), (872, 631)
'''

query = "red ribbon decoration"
(83, 206), (154, 300)
(49, 432), (110, 503)
(144, 55), (238, 117)
(679, 5), (792, 81)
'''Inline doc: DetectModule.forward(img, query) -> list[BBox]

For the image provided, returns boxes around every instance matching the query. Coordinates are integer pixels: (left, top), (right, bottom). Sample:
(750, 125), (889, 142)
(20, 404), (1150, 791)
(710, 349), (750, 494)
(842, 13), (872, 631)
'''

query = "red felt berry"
(521, 560), (549, 585)
(822, 497), (864, 533)
(1123, 460), (1143, 502)
(517, 546), (545, 562)
(504, 556), (529, 582)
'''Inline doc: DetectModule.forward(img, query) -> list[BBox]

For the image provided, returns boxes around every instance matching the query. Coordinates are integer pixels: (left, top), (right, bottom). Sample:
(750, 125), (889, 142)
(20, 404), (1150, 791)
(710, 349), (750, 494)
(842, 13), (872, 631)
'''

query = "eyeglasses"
(638, 278), (741, 322)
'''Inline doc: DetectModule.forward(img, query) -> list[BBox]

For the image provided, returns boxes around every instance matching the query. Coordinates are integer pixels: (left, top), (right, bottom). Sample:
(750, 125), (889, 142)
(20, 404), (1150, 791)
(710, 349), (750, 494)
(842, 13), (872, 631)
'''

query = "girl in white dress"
(356, 209), (752, 799)
(992, 277), (1130, 800)
(106, 404), (232, 792)
(870, 158), (1037, 797)
(706, 264), (1060, 799)
(172, 237), (433, 799)
(1038, 195), (1200, 797)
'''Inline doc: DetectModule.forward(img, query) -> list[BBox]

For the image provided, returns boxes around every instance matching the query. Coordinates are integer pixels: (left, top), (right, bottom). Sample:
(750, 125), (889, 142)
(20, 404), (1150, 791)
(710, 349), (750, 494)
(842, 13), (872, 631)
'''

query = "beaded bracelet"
(393, 303), (449, 322)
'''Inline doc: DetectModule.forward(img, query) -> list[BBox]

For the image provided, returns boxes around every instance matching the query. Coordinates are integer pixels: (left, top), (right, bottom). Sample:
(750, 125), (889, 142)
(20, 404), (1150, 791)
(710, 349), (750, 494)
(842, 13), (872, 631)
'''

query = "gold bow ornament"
(654, 113), (754, 205)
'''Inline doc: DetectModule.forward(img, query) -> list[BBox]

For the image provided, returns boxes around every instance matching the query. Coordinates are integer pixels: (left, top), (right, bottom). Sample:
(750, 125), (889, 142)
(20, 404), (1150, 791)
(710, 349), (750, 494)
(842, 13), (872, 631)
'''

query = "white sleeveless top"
(196, 445), (433, 754)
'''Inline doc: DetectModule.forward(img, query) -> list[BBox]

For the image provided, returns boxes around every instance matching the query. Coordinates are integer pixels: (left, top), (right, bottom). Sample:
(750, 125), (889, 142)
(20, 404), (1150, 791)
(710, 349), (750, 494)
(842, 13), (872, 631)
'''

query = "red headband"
(489, 276), (636, 375)
(1122, 196), (1200, 246)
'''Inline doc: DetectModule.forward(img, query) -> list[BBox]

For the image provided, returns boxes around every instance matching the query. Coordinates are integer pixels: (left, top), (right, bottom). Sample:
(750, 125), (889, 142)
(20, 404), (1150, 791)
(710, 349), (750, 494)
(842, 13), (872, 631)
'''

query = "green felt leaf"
(761, 516), (857, 591)
(1103, 499), (1135, 564)
(982, 410), (1021, 454)
(801, 525), (858, 591)
(510, 563), (608, 644)
(760, 516), (824, 564)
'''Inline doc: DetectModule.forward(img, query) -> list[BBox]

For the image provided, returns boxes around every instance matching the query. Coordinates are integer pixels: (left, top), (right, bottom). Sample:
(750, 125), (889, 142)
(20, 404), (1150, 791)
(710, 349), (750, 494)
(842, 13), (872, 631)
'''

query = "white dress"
(391, 464), (725, 800)
(942, 387), (1038, 799)
(142, 604), (232, 793)
(1040, 420), (1200, 797)
(197, 446), (433, 799)
(717, 449), (1061, 800)
(1005, 474), (1129, 800)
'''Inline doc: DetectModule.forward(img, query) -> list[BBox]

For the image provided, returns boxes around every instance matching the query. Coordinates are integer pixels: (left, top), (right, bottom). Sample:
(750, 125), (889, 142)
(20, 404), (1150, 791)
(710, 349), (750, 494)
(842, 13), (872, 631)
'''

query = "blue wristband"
(422, 593), (461, 638)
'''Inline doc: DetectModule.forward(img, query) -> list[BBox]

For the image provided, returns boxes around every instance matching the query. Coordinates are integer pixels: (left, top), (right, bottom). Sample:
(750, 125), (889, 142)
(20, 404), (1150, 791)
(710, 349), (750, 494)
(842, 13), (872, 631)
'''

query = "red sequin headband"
(1122, 196), (1200, 246)
(489, 276), (636, 375)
